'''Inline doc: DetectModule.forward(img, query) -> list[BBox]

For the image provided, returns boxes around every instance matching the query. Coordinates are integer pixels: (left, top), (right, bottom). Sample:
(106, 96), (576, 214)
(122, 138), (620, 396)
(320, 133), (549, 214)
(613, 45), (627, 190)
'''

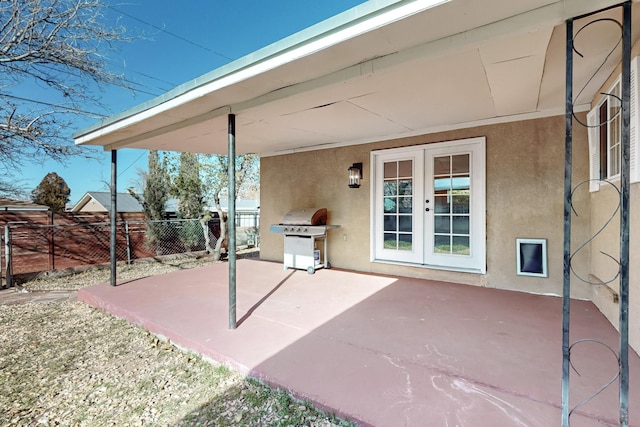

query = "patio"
(78, 259), (640, 426)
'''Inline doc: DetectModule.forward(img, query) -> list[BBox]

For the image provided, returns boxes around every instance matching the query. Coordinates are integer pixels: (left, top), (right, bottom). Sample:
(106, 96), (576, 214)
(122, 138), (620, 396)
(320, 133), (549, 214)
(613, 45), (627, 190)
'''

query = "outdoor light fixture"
(348, 162), (363, 188)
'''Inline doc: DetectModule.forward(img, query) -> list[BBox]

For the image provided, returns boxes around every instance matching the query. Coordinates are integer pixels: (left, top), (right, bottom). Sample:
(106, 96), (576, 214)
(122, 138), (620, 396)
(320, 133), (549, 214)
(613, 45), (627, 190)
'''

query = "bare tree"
(200, 154), (259, 261)
(0, 0), (131, 197)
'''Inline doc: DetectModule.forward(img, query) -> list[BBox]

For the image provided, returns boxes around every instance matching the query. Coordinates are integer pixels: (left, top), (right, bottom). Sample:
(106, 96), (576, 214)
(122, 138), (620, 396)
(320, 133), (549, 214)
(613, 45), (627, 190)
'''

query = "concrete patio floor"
(78, 259), (640, 426)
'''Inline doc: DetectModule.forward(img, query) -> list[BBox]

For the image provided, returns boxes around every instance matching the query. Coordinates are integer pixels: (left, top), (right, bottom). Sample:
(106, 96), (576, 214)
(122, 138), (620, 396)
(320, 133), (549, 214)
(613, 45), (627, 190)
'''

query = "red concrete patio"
(78, 259), (640, 426)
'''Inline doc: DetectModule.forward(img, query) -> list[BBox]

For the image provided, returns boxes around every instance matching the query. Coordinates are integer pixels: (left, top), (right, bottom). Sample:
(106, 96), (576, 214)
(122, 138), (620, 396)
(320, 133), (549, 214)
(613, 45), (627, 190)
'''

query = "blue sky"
(16, 0), (366, 204)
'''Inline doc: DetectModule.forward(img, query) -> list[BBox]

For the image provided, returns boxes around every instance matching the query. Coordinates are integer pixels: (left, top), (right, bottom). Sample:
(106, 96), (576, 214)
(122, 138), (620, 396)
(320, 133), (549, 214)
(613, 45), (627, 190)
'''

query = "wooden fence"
(1, 212), (147, 283)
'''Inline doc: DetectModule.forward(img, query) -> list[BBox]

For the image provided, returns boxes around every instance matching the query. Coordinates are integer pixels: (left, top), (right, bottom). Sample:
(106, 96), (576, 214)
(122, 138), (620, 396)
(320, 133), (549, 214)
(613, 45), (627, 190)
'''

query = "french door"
(372, 137), (486, 273)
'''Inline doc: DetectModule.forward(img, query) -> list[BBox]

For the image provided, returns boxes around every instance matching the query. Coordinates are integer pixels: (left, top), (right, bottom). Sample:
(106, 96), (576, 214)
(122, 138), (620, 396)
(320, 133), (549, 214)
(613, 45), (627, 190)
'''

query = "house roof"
(0, 198), (49, 211)
(209, 198), (260, 212)
(71, 192), (144, 212)
(73, 0), (640, 156)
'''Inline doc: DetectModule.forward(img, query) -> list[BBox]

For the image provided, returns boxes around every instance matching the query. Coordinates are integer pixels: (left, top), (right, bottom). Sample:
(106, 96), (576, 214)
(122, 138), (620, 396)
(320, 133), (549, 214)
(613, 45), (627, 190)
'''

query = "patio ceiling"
(74, 0), (640, 156)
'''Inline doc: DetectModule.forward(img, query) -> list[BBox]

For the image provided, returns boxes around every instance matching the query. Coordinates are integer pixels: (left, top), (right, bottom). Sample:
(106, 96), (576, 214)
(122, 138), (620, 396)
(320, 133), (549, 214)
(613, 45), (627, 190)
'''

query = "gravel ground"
(19, 250), (258, 292)
(1, 251), (355, 427)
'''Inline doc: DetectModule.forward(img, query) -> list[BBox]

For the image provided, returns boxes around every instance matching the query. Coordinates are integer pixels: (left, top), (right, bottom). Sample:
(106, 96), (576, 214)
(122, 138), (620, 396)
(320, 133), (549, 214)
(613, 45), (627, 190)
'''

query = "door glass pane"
(434, 196), (450, 213)
(452, 195), (469, 213)
(398, 234), (413, 251)
(434, 178), (450, 194)
(384, 215), (397, 232)
(384, 197), (397, 213)
(434, 156), (450, 175)
(399, 216), (412, 232)
(434, 235), (450, 253)
(452, 176), (470, 191)
(384, 233), (396, 249)
(452, 236), (470, 255)
(434, 216), (450, 233)
(452, 216), (469, 234)
(398, 160), (412, 177)
(381, 160), (413, 252)
(398, 197), (412, 213)
(398, 180), (413, 195)
(452, 155), (469, 174)
(384, 181), (397, 196)
(384, 162), (397, 178)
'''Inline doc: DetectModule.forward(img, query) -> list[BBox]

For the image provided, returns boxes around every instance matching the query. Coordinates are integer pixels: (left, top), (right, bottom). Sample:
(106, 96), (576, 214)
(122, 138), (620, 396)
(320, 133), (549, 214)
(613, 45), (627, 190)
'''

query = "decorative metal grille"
(563, 3), (631, 426)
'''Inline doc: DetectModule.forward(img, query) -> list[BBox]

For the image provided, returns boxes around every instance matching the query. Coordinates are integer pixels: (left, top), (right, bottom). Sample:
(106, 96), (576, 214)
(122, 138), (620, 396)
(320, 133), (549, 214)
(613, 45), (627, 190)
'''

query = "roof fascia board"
(101, 105), (232, 151)
(74, 0), (446, 144)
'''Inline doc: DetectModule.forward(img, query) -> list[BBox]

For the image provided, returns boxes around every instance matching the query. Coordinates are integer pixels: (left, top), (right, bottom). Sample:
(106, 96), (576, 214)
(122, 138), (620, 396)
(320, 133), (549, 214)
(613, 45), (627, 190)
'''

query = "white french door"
(372, 137), (486, 273)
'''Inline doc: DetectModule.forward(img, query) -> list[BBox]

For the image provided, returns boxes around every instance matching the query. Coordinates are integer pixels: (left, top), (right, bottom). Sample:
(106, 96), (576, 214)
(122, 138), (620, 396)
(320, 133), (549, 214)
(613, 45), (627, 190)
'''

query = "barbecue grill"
(269, 208), (340, 274)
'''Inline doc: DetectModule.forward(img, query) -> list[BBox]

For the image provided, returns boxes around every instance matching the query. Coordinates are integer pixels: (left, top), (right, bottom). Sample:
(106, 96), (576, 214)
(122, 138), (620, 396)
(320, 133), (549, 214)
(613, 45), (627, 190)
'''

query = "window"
(590, 79), (621, 182)
(587, 56), (640, 192)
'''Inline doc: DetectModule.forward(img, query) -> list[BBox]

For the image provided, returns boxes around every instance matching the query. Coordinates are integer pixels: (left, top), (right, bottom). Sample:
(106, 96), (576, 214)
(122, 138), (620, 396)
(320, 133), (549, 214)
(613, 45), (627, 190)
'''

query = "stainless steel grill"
(269, 208), (340, 274)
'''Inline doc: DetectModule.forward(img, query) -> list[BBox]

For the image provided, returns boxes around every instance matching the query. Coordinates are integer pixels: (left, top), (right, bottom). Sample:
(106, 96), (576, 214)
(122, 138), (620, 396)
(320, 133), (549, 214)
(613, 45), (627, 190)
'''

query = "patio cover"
(72, 0), (640, 156)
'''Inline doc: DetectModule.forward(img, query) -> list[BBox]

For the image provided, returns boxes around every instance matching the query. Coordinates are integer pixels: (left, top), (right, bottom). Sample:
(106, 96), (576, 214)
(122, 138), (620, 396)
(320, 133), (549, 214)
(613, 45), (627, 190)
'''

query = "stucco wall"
(589, 184), (640, 354)
(587, 47), (640, 354)
(261, 115), (592, 300)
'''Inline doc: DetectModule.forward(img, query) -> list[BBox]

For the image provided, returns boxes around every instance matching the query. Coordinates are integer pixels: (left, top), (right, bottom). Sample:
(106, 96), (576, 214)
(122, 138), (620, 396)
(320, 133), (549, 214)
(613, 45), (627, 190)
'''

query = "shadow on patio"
(78, 259), (640, 426)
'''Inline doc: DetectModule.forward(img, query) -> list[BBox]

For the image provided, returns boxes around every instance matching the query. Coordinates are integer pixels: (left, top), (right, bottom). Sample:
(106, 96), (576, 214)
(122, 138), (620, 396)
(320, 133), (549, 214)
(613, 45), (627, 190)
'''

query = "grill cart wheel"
(307, 266), (315, 275)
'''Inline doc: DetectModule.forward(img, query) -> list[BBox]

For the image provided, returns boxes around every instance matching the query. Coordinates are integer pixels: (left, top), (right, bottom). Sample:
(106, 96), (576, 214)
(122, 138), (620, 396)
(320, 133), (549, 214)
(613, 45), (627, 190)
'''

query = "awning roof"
(73, 0), (640, 156)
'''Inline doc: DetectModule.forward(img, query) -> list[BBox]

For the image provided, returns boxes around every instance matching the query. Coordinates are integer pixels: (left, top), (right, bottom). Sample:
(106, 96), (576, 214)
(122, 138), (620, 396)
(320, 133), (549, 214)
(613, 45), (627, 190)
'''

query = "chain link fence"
(1, 217), (259, 287)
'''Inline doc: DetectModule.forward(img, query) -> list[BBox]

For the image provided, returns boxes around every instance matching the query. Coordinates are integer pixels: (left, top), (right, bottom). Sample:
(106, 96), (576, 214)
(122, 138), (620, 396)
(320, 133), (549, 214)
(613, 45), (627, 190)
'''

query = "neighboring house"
(0, 198), (49, 212)
(208, 199), (260, 227)
(72, 0), (640, 353)
(0, 197), (50, 229)
(71, 192), (144, 213)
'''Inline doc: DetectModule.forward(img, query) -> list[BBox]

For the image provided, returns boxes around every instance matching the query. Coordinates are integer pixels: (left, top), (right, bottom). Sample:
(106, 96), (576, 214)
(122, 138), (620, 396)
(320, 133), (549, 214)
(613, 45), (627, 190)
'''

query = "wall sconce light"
(348, 162), (363, 188)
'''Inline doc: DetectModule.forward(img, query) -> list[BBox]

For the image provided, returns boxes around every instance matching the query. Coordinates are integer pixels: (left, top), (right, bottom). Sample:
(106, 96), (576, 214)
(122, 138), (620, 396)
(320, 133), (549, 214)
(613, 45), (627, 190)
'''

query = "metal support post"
(228, 113), (237, 329)
(110, 150), (118, 287)
(618, 3), (631, 425)
(561, 17), (573, 427)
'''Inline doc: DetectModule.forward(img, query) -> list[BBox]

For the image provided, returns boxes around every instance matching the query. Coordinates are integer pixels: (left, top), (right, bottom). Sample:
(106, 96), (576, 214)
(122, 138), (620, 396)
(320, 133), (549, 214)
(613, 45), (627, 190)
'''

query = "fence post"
(4, 226), (12, 288)
(125, 221), (131, 265)
(49, 211), (55, 271)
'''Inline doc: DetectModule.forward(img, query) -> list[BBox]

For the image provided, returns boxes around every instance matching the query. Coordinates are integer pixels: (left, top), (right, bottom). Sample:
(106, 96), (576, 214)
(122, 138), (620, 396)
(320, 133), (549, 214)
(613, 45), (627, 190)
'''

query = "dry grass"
(1, 251), (355, 426)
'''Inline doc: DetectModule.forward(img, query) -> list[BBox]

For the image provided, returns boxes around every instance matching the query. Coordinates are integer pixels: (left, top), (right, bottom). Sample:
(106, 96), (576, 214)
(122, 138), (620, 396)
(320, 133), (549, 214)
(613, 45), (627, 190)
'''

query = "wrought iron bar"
(564, 3), (632, 425)
(618, 3), (631, 425)
(561, 17), (573, 427)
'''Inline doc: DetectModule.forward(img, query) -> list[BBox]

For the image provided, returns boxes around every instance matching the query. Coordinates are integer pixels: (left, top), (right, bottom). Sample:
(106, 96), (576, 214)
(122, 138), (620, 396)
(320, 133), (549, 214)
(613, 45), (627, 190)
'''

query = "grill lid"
(281, 207), (327, 225)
